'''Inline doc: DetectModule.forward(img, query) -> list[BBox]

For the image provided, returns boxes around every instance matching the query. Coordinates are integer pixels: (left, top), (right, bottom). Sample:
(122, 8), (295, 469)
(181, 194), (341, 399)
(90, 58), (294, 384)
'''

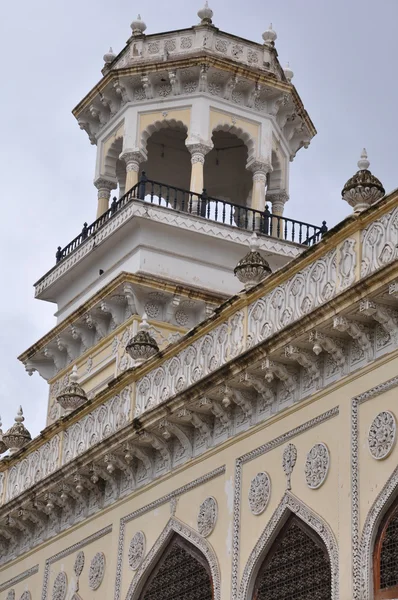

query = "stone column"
(266, 190), (289, 238)
(247, 160), (272, 230)
(120, 149), (146, 192)
(186, 142), (213, 194)
(94, 177), (117, 218)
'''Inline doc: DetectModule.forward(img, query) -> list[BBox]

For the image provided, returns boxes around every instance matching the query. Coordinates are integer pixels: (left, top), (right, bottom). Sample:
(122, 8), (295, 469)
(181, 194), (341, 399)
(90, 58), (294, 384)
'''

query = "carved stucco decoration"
(337, 238), (356, 291)
(6, 591), (15, 600)
(73, 550), (85, 578)
(52, 572), (67, 600)
(197, 497), (218, 537)
(62, 388), (130, 464)
(282, 443), (297, 490)
(248, 472), (271, 515)
(88, 552), (106, 590)
(6, 435), (59, 502)
(361, 206), (398, 278)
(128, 531), (146, 570)
(368, 410), (396, 460)
(305, 443), (330, 489)
(19, 593), (31, 600)
(124, 518), (221, 600)
(239, 492), (339, 600)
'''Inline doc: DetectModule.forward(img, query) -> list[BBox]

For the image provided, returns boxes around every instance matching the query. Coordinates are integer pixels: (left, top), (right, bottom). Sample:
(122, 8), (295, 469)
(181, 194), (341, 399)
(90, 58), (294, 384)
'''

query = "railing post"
(263, 205), (271, 235)
(200, 188), (208, 218)
(81, 222), (88, 240)
(111, 196), (117, 215)
(320, 221), (328, 237)
(56, 246), (62, 263)
(138, 171), (148, 200)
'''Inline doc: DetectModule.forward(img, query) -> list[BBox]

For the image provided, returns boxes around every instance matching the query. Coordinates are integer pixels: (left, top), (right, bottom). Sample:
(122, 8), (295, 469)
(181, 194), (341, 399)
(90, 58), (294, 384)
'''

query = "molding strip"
(0, 564), (39, 593)
(41, 524), (112, 600)
(114, 464), (226, 600)
(231, 406), (339, 600)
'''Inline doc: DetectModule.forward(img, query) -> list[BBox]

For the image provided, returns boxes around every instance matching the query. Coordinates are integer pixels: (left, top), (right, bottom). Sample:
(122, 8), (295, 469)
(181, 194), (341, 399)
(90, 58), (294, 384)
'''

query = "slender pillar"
(94, 177), (117, 218)
(266, 190), (289, 238)
(186, 142), (213, 194)
(120, 149), (146, 192)
(247, 160), (272, 230)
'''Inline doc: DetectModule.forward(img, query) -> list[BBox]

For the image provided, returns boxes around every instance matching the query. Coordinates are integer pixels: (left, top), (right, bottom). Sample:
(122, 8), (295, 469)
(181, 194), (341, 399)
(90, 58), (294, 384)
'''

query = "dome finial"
(103, 47), (116, 65)
(358, 148), (370, 170)
(342, 149), (385, 214)
(56, 366), (88, 414)
(197, 1), (214, 24)
(284, 62), (294, 82)
(126, 315), (159, 366)
(262, 23), (277, 46)
(3, 406), (32, 455)
(234, 235), (272, 290)
(131, 14), (147, 36)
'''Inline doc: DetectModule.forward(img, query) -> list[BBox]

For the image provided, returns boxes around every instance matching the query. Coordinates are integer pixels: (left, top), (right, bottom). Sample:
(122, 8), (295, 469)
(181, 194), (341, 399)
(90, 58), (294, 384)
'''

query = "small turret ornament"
(342, 149), (385, 213)
(126, 314), (159, 365)
(3, 406), (32, 455)
(57, 365), (88, 413)
(234, 232), (272, 290)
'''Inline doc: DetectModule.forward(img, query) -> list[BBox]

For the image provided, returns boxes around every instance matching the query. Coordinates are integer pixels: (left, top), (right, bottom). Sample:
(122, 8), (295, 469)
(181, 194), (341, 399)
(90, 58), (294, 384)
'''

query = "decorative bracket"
(199, 397), (231, 427)
(333, 315), (373, 357)
(261, 358), (296, 395)
(359, 299), (398, 342)
(309, 331), (346, 368)
(240, 371), (274, 406)
(174, 409), (212, 441)
(159, 419), (193, 456)
(222, 386), (253, 418)
(285, 345), (321, 383)
(100, 299), (125, 329)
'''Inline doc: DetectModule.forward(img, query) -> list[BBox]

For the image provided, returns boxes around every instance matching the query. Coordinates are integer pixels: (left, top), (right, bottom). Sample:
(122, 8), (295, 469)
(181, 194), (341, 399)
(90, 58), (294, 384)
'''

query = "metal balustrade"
(55, 173), (327, 264)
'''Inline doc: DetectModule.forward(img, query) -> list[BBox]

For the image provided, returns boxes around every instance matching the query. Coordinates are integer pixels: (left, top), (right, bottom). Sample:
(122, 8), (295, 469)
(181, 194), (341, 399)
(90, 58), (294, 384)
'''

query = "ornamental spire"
(234, 233), (272, 290)
(126, 314), (159, 366)
(197, 1), (214, 25)
(3, 406), (32, 455)
(262, 23), (277, 46)
(56, 365), (88, 414)
(342, 149), (385, 214)
(130, 14), (147, 36)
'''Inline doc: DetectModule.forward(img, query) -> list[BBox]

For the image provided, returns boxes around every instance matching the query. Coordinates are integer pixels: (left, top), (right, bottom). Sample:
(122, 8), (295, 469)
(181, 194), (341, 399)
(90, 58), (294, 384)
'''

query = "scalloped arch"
(211, 122), (256, 164)
(238, 492), (339, 600)
(125, 517), (221, 600)
(140, 118), (189, 152)
(104, 135), (124, 178)
(359, 463), (398, 600)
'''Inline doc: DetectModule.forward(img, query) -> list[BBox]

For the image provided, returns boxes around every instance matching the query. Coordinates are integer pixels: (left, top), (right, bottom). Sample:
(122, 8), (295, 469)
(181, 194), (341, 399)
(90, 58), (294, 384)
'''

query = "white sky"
(0, 0), (397, 440)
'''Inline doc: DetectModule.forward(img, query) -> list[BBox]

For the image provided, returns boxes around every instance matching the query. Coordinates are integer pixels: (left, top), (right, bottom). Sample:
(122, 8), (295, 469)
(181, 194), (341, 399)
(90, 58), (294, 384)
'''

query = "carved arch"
(125, 517), (221, 600)
(104, 135), (124, 179)
(359, 463), (398, 600)
(211, 122), (256, 164)
(140, 118), (189, 151)
(268, 149), (284, 193)
(239, 492), (339, 600)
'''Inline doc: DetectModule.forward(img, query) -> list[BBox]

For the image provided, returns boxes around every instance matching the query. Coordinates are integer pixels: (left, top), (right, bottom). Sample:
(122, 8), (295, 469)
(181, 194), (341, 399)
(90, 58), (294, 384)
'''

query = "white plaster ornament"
(342, 149), (385, 213)
(248, 472), (271, 515)
(304, 443), (330, 489)
(282, 443), (297, 490)
(197, 497), (218, 536)
(368, 410), (396, 459)
(128, 531), (146, 570)
(125, 314), (159, 365)
(56, 366), (88, 413)
(52, 571), (67, 600)
(2, 406), (31, 454)
(234, 233), (272, 290)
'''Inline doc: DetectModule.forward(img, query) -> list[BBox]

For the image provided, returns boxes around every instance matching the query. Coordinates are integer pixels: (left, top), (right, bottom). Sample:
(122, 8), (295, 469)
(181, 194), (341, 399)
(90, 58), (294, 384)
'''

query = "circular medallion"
(128, 531), (146, 570)
(88, 552), (106, 590)
(248, 472), (271, 515)
(52, 572), (67, 600)
(197, 497), (218, 537)
(368, 411), (396, 460)
(305, 443), (330, 489)
(73, 550), (85, 578)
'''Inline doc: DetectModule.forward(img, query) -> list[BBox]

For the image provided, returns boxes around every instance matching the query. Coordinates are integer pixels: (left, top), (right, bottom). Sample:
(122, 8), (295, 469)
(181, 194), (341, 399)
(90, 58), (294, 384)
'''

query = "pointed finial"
(197, 1), (214, 24)
(249, 232), (259, 252)
(103, 47), (116, 65)
(284, 62), (294, 82)
(70, 365), (79, 383)
(139, 313), (150, 331)
(357, 148), (370, 170)
(131, 14), (147, 36)
(262, 23), (277, 46)
(15, 406), (24, 424)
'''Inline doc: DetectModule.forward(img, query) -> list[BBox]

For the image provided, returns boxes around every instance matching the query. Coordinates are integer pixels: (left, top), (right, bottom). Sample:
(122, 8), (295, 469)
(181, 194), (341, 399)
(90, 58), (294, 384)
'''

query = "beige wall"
(3, 352), (398, 600)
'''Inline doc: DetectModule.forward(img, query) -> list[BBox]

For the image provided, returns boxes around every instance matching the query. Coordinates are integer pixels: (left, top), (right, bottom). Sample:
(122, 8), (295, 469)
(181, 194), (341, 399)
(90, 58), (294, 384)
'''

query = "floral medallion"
(248, 472), (271, 515)
(128, 531), (146, 570)
(88, 552), (106, 590)
(197, 497), (218, 537)
(52, 571), (67, 600)
(73, 550), (85, 578)
(368, 411), (396, 459)
(282, 443), (297, 490)
(305, 443), (330, 489)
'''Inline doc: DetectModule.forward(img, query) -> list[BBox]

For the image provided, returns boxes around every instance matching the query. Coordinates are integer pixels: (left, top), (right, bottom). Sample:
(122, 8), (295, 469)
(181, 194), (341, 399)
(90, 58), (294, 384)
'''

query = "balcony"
(55, 174), (327, 265)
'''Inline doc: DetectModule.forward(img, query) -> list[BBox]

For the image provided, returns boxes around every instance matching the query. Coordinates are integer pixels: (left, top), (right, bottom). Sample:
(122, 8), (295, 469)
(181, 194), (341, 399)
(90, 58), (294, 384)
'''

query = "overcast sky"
(0, 0), (396, 441)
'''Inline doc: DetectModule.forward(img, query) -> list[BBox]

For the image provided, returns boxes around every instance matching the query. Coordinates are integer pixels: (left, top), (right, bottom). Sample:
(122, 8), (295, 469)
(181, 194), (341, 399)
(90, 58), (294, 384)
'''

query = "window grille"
(374, 501), (398, 599)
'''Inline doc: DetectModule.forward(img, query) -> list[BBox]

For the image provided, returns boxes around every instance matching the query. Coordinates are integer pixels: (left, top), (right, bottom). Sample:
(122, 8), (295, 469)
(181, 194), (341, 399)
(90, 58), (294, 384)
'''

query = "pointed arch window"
(252, 515), (331, 600)
(374, 499), (398, 599)
(140, 534), (213, 600)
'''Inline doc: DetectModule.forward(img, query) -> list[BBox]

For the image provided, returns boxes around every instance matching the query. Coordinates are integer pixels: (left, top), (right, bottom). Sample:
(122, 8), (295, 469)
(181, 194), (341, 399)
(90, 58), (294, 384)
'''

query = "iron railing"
(55, 173), (327, 264)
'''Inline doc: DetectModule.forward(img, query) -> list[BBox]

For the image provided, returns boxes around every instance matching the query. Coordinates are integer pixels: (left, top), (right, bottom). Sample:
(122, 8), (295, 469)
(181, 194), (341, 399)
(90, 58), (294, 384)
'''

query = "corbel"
(360, 299), (398, 341)
(284, 345), (321, 382)
(333, 315), (372, 356)
(309, 331), (346, 368)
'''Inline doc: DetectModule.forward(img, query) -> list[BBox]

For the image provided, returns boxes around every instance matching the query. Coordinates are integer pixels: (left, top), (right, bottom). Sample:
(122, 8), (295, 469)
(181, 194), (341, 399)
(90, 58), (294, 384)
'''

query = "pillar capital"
(247, 158), (273, 178)
(266, 190), (289, 215)
(186, 140), (213, 164)
(94, 177), (117, 196)
(119, 148), (146, 172)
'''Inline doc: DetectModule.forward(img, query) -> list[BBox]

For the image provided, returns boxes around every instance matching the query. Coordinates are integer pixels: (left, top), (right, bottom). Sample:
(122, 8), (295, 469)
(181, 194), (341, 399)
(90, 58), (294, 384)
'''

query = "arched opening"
(139, 534), (213, 600)
(373, 497), (398, 599)
(140, 123), (191, 209)
(268, 150), (283, 195)
(204, 130), (252, 206)
(252, 515), (331, 600)
(104, 136), (124, 198)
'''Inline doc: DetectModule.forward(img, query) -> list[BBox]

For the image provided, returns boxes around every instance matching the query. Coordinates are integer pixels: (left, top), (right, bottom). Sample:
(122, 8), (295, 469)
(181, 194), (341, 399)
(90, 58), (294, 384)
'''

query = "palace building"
(1, 4), (398, 600)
